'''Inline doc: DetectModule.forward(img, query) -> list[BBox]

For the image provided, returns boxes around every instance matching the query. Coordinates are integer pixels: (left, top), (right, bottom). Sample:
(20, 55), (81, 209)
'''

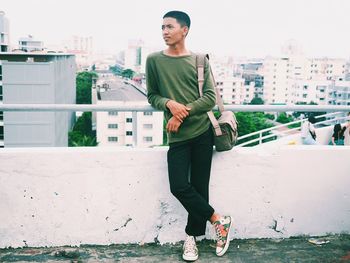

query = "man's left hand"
(166, 117), (182, 133)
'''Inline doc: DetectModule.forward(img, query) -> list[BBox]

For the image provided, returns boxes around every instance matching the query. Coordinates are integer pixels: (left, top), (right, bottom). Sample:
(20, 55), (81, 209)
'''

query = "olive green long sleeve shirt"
(146, 51), (216, 143)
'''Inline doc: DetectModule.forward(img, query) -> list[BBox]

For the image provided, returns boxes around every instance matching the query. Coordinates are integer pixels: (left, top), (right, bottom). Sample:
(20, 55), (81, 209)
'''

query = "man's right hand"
(166, 100), (191, 122)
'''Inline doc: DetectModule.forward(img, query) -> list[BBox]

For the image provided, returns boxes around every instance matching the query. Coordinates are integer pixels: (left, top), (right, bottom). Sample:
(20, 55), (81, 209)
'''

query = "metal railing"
(1, 103), (349, 147)
(0, 104), (350, 112)
(236, 112), (349, 147)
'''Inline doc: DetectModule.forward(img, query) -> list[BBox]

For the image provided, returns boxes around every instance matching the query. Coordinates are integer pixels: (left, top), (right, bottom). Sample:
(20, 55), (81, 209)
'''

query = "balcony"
(0, 104), (349, 249)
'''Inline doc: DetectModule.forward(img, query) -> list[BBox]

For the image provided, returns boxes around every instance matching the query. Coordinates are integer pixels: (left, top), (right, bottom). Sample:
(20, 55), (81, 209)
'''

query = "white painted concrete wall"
(0, 146), (349, 248)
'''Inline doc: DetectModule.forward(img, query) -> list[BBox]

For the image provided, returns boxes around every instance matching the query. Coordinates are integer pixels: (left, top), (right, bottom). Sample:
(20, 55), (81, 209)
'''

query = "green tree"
(76, 71), (98, 104)
(69, 71), (98, 147)
(71, 135), (98, 147)
(73, 112), (93, 137)
(276, 112), (293, 124)
(250, 97), (264, 105)
(121, 69), (135, 79)
(235, 112), (274, 145)
(68, 113), (97, 147)
(110, 65), (123, 76)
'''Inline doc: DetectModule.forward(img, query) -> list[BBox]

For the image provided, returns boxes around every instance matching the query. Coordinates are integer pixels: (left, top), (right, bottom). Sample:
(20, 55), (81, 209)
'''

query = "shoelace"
(214, 222), (224, 240)
(184, 237), (197, 253)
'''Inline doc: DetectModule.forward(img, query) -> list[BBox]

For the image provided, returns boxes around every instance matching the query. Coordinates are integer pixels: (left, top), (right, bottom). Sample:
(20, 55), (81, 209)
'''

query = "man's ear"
(183, 26), (189, 37)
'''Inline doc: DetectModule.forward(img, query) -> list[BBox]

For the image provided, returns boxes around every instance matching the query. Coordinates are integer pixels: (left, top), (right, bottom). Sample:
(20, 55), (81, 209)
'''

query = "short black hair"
(163, 11), (191, 29)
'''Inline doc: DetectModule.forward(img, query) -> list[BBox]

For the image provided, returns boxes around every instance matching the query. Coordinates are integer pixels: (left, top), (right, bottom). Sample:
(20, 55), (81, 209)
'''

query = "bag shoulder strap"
(196, 54), (222, 136)
(196, 54), (225, 112)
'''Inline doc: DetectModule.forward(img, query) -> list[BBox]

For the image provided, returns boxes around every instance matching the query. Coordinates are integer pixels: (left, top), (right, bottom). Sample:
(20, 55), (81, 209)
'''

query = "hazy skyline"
(1, 0), (350, 58)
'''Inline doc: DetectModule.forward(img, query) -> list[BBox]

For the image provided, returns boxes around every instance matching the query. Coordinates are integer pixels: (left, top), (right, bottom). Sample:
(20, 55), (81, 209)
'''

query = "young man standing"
(146, 11), (232, 261)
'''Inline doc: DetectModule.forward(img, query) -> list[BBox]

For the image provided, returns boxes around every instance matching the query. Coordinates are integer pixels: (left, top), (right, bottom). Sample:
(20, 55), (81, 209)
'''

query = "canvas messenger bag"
(196, 54), (238, 152)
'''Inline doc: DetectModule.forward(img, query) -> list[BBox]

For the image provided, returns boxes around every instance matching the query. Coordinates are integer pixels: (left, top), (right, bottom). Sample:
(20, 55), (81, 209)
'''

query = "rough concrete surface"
(1, 235), (350, 263)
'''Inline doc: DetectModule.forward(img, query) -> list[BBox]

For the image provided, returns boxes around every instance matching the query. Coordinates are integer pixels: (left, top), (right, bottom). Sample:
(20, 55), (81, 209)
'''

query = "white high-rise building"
(96, 77), (163, 147)
(263, 55), (347, 104)
(124, 39), (154, 74)
(18, 35), (44, 52)
(0, 11), (10, 52)
(263, 56), (292, 104)
(216, 76), (255, 105)
(63, 36), (93, 71)
(293, 80), (350, 106)
(0, 53), (76, 147)
(306, 58), (347, 81)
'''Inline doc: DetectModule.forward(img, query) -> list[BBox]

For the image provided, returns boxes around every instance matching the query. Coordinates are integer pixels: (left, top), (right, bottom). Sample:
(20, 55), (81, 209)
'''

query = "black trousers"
(167, 128), (215, 236)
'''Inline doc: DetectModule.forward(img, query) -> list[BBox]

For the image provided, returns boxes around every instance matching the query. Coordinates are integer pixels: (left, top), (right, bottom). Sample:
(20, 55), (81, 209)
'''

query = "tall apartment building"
(0, 53), (76, 147)
(96, 77), (163, 147)
(210, 56), (255, 104)
(124, 39), (155, 74)
(239, 61), (264, 98)
(293, 80), (350, 106)
(0, 11), (10, 52)
(63, 36), (93, 71)
(263, 55), (347, 105)
(216, 77), (255, 105)
(18, 35), (44, 52)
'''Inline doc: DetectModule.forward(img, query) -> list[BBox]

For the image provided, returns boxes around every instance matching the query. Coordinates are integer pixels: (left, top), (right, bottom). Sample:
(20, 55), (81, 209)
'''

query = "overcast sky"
(1, 0), (350, 58)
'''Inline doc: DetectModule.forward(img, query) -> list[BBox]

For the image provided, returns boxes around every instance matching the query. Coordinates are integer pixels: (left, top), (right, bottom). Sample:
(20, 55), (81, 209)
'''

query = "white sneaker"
(213, 215), (232, 257)
(182, 235), (198, 261)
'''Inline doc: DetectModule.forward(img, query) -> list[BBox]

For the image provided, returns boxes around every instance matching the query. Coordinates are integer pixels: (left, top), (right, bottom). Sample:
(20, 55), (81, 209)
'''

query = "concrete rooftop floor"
(1, 235), (350, 262)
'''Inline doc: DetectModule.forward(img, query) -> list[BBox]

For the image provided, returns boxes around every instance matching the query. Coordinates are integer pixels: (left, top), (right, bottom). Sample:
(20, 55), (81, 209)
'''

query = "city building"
(0, 11), (10, 52)
(0, 53), (76, 147)
(96, 77), (163, 147)
(18, 35), (44, 52)
(216, 76), (255, 105)
(262, 55), (347, 105)
(124, 39), (155, 74)
(239, 61), (264, 99)
(63, 35), (93, 71)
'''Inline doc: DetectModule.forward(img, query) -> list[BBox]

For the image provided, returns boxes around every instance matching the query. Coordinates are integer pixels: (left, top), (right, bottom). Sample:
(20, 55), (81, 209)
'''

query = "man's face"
(162, 17), (188, 46)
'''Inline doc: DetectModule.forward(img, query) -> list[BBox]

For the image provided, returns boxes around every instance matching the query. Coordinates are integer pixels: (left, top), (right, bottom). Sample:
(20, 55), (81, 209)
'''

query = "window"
(0, 86), (2, 101)
(108, 111), (118, 116)
(126, 131), (133, 136)
(143, 112), (153, 116)
(108, 124), (118, 129)
(0, 126), (3, 140)
(108, 137), (118, 142)
(143, 136), (153, 142)
(126, 118), (132, 123)
(232, 89), (236, 92)
(143, 124), (153, 129)
(0, 111), (3, 121)
(232, 95), (235, 99)
(303, 94), (307, 98)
